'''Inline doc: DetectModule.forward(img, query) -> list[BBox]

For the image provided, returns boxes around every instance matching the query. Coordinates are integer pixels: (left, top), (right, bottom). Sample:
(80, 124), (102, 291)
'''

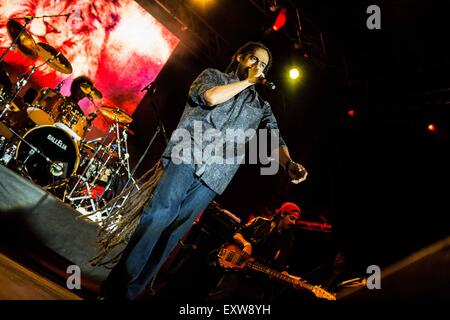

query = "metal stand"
(0, 17), (33, 64)
(64, 97), (141, 221)
(0, 13), (72, 119)
(102, 84), (168, 217)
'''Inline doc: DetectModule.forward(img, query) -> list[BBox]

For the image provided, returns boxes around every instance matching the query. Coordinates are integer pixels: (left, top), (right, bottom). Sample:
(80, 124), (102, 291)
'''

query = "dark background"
(125, 0), (449, 283)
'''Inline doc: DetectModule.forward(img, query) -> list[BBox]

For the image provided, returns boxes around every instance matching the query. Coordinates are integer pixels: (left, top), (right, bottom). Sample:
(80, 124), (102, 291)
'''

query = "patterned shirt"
(162, 68), (286, 194)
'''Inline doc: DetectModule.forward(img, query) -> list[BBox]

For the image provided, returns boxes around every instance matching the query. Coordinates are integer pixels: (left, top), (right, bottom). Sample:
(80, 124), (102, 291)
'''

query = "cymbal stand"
(65, 100), (127, 217)
(76, 119), (138, 216)
(102, 125), (160, 219)
(66, 94), (113, 199)
(76, 137), (116, 208)
(1, 13), (71, 119)
(101, 84), (165, 217)
(0, 64), (35, 119)
(1, 57), (54, 120)
(1, 13), (70, 63)
(96, 124), (139, 205)
(65, 122), (113, 202)
(0, 17), (33, 64)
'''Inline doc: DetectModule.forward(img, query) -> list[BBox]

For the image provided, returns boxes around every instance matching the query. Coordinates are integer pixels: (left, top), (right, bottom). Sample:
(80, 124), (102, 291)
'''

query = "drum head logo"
(47, 134), (67, 151)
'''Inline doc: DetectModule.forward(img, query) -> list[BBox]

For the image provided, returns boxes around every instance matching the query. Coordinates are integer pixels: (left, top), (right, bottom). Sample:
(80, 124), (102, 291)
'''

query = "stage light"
(272, 7), (287, 31)
(289, 67), (300, 79)
(347, 109), (355, 117)
(427, 123), (436, 132)
(268, 0), (279, 12)
(191, 0), (215, 8)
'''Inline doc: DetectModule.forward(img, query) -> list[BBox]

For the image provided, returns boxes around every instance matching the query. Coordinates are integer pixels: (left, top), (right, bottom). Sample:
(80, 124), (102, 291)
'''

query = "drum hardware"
(54, 78), (67, 93)
(80, 82), (103, 100)
(65, 102), (139, 221)
(101, 85), (165, 218)
(0, 136), (16, 166)
(13, 125), (77, 186)
(0, 64), (39, 120)
(1, 16), (72, 120)
(28, 87), (63, 126)
(67, 135), (124, 214)
(35, 42), (73, 74)
(0, 142), (17, 167)
(65, 122), (115, 203)
(0, 68), (12, 95)
(1, 49), (72, 121)
(1, 14), (71, 63)
(99, 105), (133, 125)
(0, 101), (32, 139)
(6, 126), (65, 180)
(1, 18), (38, 63)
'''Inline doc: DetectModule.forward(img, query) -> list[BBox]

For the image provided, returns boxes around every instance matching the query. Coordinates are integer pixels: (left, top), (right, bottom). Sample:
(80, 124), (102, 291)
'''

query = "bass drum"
(16, 125), (80, 186)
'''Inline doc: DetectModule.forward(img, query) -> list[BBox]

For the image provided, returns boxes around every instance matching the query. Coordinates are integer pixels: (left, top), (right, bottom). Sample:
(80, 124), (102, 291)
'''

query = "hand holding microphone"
(258, 76), (276, 90)
(246, 66), (276, 90)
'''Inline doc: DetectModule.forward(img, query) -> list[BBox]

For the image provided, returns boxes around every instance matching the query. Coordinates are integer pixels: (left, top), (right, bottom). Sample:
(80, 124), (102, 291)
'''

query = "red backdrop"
(0, 0), (179, 137)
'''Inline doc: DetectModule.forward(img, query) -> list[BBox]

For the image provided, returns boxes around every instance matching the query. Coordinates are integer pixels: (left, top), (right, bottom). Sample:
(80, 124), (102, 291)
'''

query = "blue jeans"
(102, 161), (216, 299)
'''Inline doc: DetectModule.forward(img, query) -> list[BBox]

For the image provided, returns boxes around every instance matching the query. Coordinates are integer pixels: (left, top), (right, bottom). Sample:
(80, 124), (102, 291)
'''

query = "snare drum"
(15, 125), (80, 186)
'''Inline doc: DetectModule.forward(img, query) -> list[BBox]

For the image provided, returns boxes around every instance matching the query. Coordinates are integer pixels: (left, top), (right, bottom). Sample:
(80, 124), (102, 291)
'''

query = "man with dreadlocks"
(100, 41), (308, 299)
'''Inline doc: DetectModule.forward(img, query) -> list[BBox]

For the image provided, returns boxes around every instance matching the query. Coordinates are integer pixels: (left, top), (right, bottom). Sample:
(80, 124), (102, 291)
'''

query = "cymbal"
(99, 106), (133, 124)
(80, 82), (103, 99)
(6, 19), (38, 59)
(36, 42), (72, 74)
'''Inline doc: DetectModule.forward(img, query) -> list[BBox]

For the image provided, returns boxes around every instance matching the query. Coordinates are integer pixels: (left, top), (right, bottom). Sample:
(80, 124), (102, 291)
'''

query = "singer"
(100, 41), (308, 300)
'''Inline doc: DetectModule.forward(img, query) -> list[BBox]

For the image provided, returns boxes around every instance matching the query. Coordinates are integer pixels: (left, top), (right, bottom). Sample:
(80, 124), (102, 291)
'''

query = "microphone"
(141, 81), (157, 93)
(55, 79), (66, 92)
(259, 76), (276, 90)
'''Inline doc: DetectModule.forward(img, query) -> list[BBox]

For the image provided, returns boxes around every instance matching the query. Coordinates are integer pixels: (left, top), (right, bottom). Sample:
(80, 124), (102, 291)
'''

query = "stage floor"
(0, 252), (82, 300)
(0, 164), (122, 299)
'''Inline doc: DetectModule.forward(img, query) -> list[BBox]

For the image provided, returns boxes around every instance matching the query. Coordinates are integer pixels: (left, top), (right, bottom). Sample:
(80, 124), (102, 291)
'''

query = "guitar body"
(217, 243), (251, 270)
(216, 243), (336, 300)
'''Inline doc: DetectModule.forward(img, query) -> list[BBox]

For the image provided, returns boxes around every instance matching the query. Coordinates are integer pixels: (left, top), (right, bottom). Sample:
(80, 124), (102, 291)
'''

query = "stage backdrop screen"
(0, 0), (179, 136)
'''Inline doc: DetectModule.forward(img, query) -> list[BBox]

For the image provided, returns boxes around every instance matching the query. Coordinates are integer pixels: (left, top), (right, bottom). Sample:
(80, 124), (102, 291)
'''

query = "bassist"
(208, 202), (302, 300)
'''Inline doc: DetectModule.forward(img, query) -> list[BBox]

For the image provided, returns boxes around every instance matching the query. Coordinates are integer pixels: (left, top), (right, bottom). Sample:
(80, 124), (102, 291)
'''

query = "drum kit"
(0, 18), (137, 223)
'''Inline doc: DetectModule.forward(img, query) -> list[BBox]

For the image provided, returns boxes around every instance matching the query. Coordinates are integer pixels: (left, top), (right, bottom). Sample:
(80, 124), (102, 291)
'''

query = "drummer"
(66, 75), (94, 113)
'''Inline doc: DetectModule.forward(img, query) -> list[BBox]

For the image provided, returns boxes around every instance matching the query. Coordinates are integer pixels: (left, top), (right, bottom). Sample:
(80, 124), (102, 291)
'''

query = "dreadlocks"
(89, 161), (164, 266)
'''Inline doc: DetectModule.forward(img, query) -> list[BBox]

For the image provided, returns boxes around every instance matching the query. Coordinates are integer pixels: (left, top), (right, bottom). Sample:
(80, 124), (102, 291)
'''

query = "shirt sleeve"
(189, 68), (227, 106)
(260, 102), (287, 147)
(237, 218), (257, 240)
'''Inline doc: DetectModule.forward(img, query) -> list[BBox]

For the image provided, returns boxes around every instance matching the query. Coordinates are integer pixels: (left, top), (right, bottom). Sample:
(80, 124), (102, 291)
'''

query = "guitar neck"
(247, 262), (313, 290)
